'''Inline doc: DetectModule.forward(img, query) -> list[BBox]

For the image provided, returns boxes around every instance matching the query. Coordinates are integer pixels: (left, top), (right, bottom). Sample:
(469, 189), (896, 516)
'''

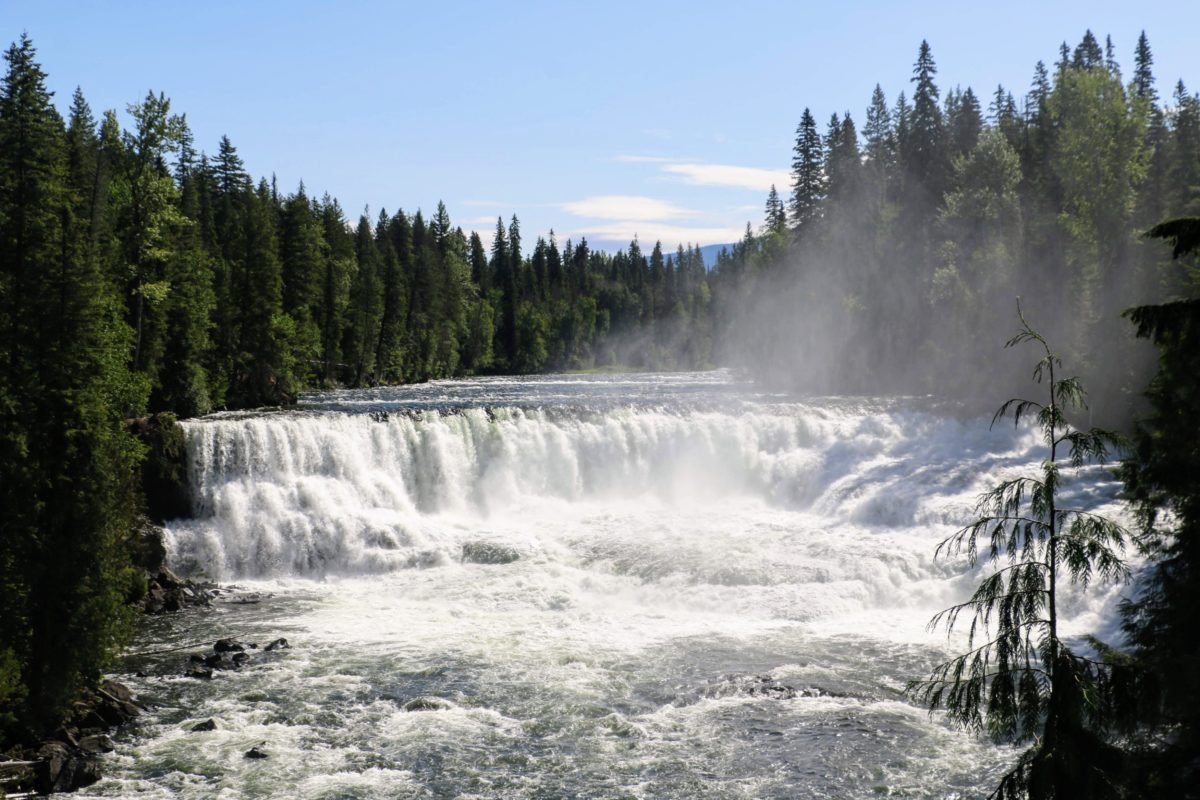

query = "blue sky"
(4, 1), (1198, 251)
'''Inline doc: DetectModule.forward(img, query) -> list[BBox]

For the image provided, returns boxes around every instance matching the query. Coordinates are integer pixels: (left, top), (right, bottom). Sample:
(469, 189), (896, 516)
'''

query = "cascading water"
(83, 372), (1130, 799)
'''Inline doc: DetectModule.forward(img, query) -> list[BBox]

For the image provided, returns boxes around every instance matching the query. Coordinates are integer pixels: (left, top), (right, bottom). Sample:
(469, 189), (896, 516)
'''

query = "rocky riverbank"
(0, 680), (143, 795)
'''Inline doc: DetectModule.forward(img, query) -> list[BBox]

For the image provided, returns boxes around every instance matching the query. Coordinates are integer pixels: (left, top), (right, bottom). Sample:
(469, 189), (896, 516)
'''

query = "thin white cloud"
(661, 163), (789, 192)
(577, 220), (746, 249)
(562, 195), (698, 222)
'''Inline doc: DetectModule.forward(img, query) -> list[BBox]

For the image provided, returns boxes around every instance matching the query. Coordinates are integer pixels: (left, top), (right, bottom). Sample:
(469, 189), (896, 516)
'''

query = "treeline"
(38, 76), (716, 416)
(717, 30), (1199, 418)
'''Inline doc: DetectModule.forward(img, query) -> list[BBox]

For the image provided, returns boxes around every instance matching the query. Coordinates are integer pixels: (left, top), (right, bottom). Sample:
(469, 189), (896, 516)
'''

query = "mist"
(706, 34), (1195, 427)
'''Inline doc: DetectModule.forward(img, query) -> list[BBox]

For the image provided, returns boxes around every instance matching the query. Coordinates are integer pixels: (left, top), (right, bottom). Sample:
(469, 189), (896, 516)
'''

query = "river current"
(83, 371), (1128, 798)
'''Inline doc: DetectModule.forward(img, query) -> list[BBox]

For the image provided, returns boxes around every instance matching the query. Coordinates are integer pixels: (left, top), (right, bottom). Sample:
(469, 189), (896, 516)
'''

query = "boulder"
(214, 637), (245, 653)
(77, 734), (115, 755)
(244, 745), (269, 759)
(263, 638), (289, 652)
(403, 696), (452, 712)
(185, 664), (213, 680)
(34, 740), (101, 794)
(461, 541), (521, 565)
(189, 719), (217, 733)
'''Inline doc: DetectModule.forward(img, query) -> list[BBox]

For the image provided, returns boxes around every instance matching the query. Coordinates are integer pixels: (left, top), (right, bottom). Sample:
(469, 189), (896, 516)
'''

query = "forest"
(1, 26), (1197, 799)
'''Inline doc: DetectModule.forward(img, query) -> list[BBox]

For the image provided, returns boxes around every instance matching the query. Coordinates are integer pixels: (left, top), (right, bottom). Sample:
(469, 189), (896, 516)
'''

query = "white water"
(85, 372), (1130, 798)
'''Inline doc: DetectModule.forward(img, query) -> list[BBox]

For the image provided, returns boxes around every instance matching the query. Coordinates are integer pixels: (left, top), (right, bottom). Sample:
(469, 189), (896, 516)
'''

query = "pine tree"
(863, 84), (894, 167)
(1132, 31), (1156, 103)
(905, 40), (946, 192)
(951, 86), (983, 156)
(0, 34), (143, 739)
(910, 306), (1130, 800)
(764, 185), (787, 234)
(789, 107), (824, 234)
(1073, 30), (1104, 71)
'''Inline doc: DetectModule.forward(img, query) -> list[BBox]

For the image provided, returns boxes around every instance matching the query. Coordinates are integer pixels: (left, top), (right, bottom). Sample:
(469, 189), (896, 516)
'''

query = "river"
(82, 371), (1128, 798)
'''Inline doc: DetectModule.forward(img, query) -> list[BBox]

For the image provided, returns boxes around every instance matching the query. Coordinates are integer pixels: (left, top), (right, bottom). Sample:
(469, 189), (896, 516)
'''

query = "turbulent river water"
(84, 371), (1129, 799)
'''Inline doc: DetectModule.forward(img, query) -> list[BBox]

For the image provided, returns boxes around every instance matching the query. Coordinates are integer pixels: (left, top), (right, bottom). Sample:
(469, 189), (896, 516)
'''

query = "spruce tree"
(905, 40), (946, 192)
(1132, 31), (1156, 103)
(789, 107), (824, 234)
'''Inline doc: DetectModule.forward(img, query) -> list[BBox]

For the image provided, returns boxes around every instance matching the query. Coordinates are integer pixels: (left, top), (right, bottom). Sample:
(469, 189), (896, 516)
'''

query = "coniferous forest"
(1, 26), (1199, 799)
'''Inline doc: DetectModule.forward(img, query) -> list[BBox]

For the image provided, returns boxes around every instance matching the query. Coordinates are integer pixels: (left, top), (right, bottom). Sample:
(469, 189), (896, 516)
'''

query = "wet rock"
(140, 566), (215, 615)
(263, 638), (289, 652)
(34, 740), (101, 794)
(701, 673), (853, 702)
(244, 745), (269, 759)
(214, 637), (245, 653)
(461, 541), (521, 565)
(157, 566), (184, 589)
(51, 726), (80, 747)
(185, 664), (213, 680)
(189, 719), (217, 732)
(77, 734), (115, 754)
(232, 652), (251, 666)
(403, 696), (452, 712)
(703, 674), (798, 700)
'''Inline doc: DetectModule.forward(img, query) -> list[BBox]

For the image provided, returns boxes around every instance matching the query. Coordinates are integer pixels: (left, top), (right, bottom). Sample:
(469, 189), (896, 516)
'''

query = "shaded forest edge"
(0, 26), (1198, 800)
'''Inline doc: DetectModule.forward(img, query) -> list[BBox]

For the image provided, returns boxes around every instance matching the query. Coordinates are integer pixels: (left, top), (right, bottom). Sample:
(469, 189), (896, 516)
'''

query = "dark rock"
(34, 740), (101, 794)
(52, 726), (79, 747)
(189, 653), (206, 663)
(263, 638), (289, 652)
(130, 516), (167, 573)
(461, 541), (521, 565)
(215, 637), (245, 653)
(189, 719), (217, 732)
(157, 566), (184, 589)
(185, 664), (213, 680)
(127, 413), (191, 523)
(244, 745), (269, 759)
(232, 652), (250, 665)
(403, 696), (451, 712)
(78, 734), (115, 754)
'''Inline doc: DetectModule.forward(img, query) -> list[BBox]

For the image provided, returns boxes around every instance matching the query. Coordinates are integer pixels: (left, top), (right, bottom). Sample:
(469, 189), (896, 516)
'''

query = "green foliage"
(1114, 217), (1200, 797)
(0, 35), (143, 743)
(908, 305), (1131, 799)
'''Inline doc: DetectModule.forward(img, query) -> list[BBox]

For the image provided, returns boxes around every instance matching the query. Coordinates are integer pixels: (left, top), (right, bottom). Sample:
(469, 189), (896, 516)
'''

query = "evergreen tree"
(1073, 30), (1104, 71)
(1117, 218), (1200, 798)
(764, 184), (787, 234)
(910, 307), (1130, 800)
(789, 107), (824, 234)
(1132, 31), (1156, 103)
(0, 35), (143, 739)
(905, 40), (946, 192)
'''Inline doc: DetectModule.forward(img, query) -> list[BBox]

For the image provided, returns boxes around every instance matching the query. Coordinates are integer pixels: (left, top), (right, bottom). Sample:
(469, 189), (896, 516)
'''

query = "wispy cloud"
(561, 195), (698, 222)
(576, 220), (746, 248)
(661, 163), (789, 191)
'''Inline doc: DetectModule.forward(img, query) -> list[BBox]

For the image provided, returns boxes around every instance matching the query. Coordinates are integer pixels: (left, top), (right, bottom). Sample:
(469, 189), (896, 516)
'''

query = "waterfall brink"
(164, 398), (1046, 581)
